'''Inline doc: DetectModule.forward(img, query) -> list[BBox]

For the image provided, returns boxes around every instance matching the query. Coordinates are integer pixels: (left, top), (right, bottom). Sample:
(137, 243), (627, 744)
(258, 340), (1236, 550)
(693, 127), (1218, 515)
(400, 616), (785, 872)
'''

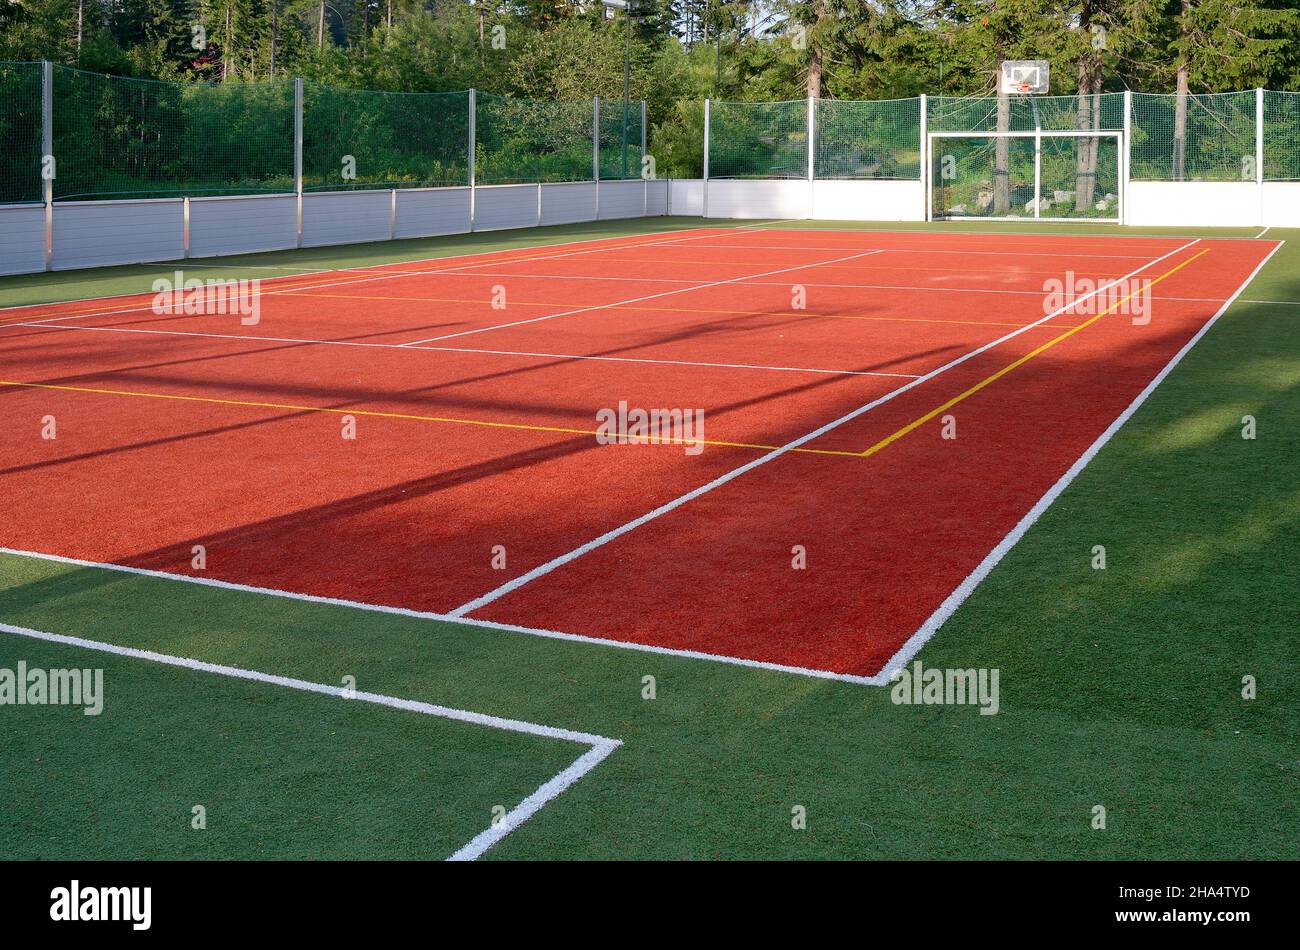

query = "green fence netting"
(51, 66), (294, 200)
(1130, 91), (1257, 181)
(598, 97), (644, 180)
(1263, 90), (1300, 181)
(815, 97), (920, 179)
(709, 100), (808, 179)
(301, 84), (468, 192)
(475, 93), (595, 184)
(931, 135), (1035, 218)
(0, 62), (43, 204)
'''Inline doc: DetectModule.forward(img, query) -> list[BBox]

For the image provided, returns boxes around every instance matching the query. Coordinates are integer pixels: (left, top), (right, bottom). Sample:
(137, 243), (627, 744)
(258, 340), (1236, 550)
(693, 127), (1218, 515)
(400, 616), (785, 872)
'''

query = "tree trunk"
(76, 0), (83, 58)
(1173, 0), (1191, 180)
(270, 2), (278, 79)
(318, 3), (325, 49)
(994, 89), (1010, 214)
(224, 7), (233, 81)
(806, 1), (825, 99)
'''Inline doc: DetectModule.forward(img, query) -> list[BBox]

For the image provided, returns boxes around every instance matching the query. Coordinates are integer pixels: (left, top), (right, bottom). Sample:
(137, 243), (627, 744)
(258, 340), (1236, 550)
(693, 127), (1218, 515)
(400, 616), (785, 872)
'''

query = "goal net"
(928, 131), (1123, 222)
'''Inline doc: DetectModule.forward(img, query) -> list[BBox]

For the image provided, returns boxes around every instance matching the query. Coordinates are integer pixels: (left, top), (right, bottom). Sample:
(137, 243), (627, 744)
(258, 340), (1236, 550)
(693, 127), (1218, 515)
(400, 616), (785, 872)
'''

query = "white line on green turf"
(873, 238), (1287, 680)
(0, 621), (621, 861)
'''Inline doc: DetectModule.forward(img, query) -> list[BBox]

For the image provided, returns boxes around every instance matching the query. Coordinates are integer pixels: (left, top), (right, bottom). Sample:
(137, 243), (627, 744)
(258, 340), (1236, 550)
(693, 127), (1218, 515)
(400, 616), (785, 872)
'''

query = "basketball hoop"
(1001, 60), (1049, 96)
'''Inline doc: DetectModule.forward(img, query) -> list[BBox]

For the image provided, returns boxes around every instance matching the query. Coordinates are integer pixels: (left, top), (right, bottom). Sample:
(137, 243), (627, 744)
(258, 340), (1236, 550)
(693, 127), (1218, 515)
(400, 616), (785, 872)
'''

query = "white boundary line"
(0, 546), (880, 685)
(448, 238), (1202, 619)
(398, 249), (888, 345)
(871, 238), (1286, 681)
(365, 268), (1257, 305)
(0, 620), (621, 861)
(0, 321), (919, 380)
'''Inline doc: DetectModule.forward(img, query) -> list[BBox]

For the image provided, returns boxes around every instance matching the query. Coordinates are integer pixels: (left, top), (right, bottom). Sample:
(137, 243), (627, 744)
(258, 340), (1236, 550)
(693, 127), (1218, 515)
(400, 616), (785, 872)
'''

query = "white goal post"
(926, 129), (1126, 224)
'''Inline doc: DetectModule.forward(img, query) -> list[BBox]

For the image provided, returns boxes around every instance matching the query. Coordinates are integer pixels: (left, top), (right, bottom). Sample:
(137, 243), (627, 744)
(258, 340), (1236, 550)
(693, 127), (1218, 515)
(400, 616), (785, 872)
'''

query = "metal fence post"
(1255, 87), (1265, 185)
(642, 99), (649, 216)
(1122, 90), (1132, 225)
(468, 88), (476, 232)
(918, 93), (928, 221)
(42, 60), (53, 271)
(593, 96), (601, 220)
(1256, 87), (1265, 228)
(703, 98), (711, 219)
(807, 95), (816, 219)
(294, 77), (303, 248)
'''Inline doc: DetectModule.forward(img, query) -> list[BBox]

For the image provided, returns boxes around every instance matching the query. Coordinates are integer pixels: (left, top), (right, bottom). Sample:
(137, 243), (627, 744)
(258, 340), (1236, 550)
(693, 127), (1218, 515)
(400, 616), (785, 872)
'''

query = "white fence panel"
(668, 180), (704, 216)
(540, 182), (597, 226)
(474, 184), (539, 231)
(1126, 182), (1262, 228)
(812, 180), (925, 222)
(646, 179), (669, 215)
(189, 194), (297, 258)
(395, 187), (472, 239)
(0, 205), (46, 275)
(52, 199), (184, 270)
(1260, 182), (1300, 228)
(597, 180), (645, 219)
(301, 190), (392, 248)
(706, 180), (810, 219)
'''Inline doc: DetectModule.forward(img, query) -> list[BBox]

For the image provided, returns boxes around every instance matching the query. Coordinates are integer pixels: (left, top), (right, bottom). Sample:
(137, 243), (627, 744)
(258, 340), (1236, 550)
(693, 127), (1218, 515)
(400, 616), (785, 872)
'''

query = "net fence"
(815, 97), (920, 179)
(598, 97), (644, 180)
(51, 66), (294, 200)
(16, 65), (1300, 203)
(927, 93), (1126, 133)
(476, 92), (596, 184)
(302, 83), (468, 191)
(710, 100), (808, 179)
(1130, 91), (1257, 181)
(0, 62), (43, 204)
(1263, 90), (1300, 181)
(929, 133), (1120, 219)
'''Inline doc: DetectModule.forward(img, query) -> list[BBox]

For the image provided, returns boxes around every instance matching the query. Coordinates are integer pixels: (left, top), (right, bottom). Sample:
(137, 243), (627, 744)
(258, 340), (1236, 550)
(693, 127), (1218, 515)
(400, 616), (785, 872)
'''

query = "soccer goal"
(927, 130), (1124, 223)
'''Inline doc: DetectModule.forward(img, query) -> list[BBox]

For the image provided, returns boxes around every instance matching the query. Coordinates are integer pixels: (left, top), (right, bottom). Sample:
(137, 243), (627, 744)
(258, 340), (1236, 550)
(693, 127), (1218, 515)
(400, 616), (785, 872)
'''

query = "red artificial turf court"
(0, 226), (1281, 681)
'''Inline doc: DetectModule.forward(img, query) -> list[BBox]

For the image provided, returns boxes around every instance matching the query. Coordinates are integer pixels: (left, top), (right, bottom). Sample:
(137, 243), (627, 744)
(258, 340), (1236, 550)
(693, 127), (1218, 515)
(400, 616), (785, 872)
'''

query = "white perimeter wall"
(189, 194), (297, 258)
(0, 182), (675, 276)
(53, 199), (184, 270)
(695, 179), (926, 222)
(1261, 182), (1300, 228)
(1126, 182), (1265, 228)
(812, 180), (925, 222)
(0, 205), (46, 275)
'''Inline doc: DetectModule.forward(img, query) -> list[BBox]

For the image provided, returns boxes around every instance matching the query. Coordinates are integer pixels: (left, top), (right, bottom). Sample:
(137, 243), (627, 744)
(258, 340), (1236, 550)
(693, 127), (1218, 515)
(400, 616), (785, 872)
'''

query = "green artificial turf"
(1, 217), (1297, 859)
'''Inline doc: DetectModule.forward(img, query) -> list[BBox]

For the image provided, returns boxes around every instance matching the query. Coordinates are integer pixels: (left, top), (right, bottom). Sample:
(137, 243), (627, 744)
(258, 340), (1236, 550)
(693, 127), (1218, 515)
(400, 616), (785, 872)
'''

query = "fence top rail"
(929, 129), (1124, 137)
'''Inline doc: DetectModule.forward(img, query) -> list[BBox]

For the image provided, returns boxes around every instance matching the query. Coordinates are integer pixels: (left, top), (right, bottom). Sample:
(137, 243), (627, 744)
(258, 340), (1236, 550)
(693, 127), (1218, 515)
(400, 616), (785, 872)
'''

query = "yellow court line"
(0, 379), (862, 458)
(283, 291), (1076, 331)
(857, 248), (1213, 459)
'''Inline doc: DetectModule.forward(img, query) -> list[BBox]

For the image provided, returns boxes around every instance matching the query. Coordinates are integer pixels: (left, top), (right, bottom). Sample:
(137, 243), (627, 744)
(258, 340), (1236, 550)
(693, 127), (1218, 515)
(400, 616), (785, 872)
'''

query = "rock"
(1053, 190), (1075, 203)
(1025, 197), (1052, 213)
